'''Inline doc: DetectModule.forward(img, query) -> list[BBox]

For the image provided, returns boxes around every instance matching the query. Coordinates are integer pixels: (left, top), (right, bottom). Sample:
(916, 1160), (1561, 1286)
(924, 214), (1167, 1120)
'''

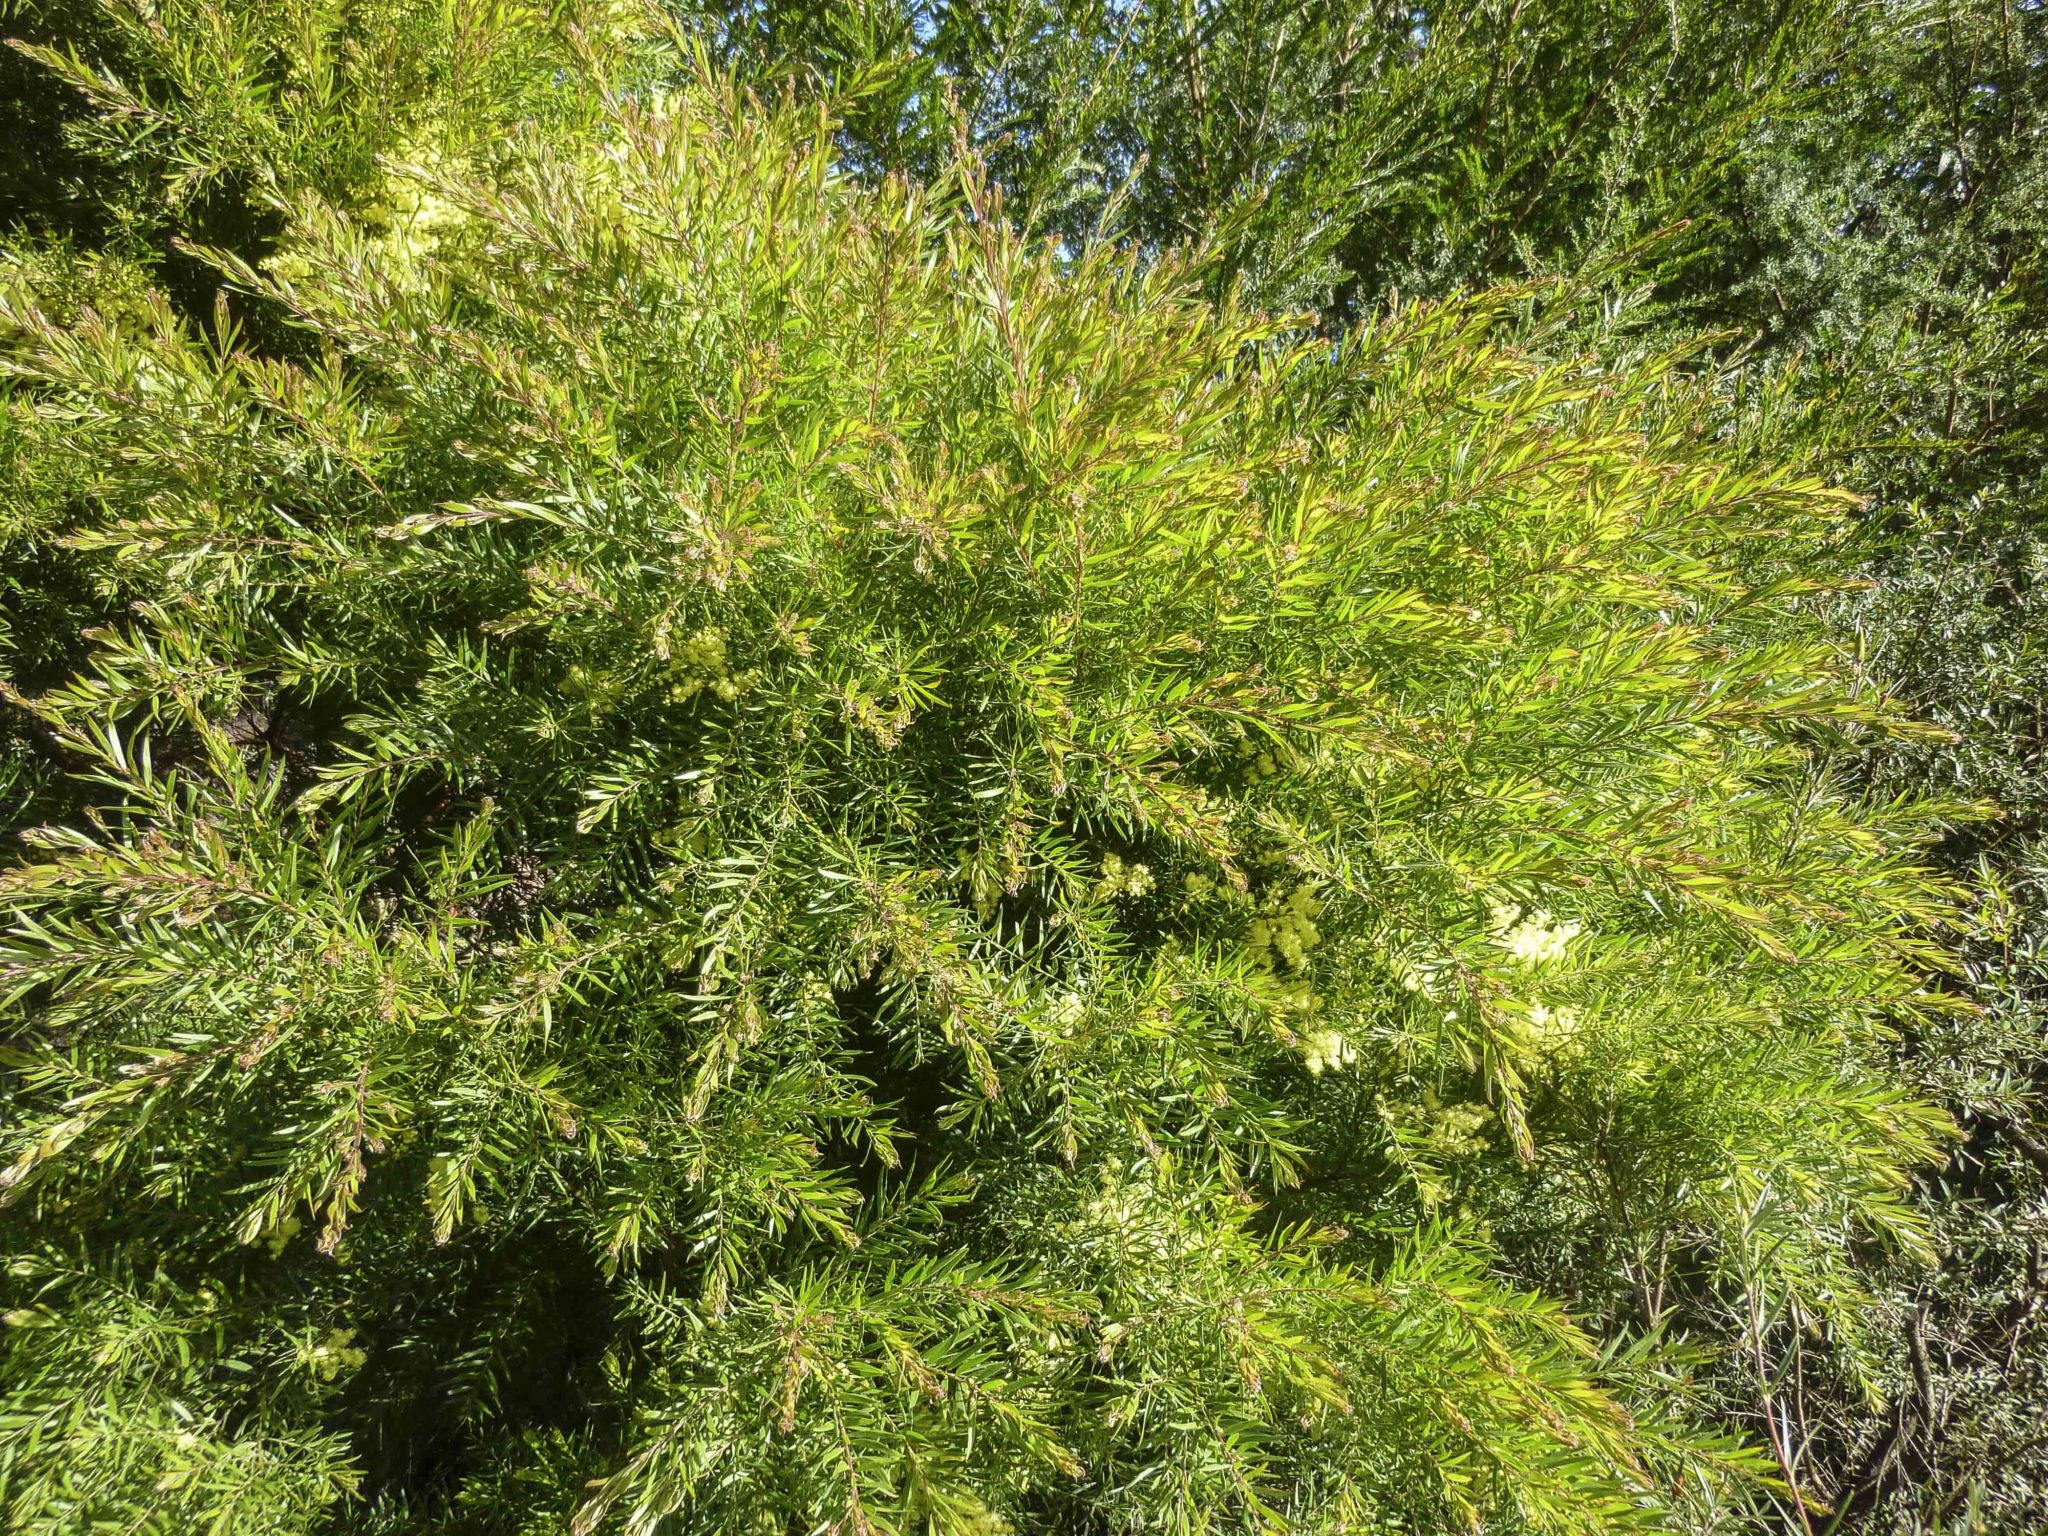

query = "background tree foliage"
(0, 3), (2041, 1535)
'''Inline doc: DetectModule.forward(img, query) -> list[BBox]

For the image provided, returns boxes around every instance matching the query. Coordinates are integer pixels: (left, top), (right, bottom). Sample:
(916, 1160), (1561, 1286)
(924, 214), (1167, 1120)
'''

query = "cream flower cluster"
(1045, 990), (1086, 1035)
(1070, 1160), (1179, 1264)
(1424, 1097), (1492, 1159)
(1392, 1097), (1490, 1163)
(665, 626), (752, 703)
(1302, 1028), (1357, 1076)
(1247, 884), (1324, 971)
(1489, 901), (1582, 966)
(1244, 748), (1288, 783)
(377, 175), (466, 267)
(307, 1327), (368, 1383)
(1095, 853), (1155, 900)
(282, 142), (469, 283)
(1380, 1091), (1496, 1189)
(1235, 728), (1299, 785)
(1522, 1001), (1584, 1049)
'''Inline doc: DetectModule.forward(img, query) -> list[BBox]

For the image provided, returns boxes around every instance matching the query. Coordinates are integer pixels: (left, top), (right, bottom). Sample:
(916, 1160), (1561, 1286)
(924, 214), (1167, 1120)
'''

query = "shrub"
(0, 10), (1969, 1533)
(695, 5), (2048, 1523)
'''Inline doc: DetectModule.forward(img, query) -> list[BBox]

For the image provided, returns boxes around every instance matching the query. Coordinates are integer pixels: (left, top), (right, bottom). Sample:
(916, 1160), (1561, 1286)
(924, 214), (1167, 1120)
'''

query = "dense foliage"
(690, 4), (2048, 1526)
(0, 4), (2041, 1535)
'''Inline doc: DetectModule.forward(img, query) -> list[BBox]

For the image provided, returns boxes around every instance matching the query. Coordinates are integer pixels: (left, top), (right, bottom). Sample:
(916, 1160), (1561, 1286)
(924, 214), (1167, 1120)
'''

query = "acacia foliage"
(0, 6), (1975, 1534)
